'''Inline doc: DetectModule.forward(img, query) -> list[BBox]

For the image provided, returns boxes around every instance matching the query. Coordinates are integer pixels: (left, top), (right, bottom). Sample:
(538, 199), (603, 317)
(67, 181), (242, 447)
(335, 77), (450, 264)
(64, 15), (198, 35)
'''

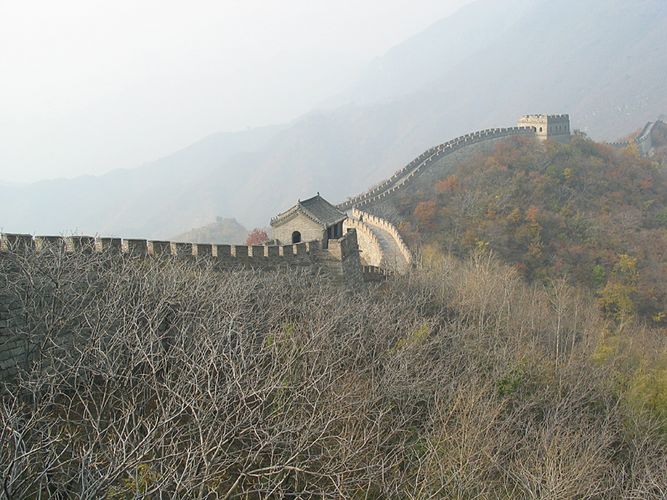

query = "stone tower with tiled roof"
(271, 194), (347, 246)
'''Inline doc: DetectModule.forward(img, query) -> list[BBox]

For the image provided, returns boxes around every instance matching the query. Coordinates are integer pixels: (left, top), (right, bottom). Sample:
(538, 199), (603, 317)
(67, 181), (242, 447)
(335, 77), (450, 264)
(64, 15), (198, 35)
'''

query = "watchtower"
(270, 194), (347, 247)
(518, 114), (571, 143)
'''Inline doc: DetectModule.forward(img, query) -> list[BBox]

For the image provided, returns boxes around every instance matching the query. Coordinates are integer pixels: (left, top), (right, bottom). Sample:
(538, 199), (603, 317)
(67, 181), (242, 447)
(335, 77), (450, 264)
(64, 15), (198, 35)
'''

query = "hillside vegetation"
(1, 249), (666, 497)
(395, 134), (667, 323)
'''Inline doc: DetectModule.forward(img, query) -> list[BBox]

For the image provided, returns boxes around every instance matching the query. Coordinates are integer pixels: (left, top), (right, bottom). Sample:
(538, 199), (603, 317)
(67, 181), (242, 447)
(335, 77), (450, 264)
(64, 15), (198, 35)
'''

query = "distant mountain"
(2, 0), (666, 238)
(0, 125), (282, 238)
(171, 217), (248, 245)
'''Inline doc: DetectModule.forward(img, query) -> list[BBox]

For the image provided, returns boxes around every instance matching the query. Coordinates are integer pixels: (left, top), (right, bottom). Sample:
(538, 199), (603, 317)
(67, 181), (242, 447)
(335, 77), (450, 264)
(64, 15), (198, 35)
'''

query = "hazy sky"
(0, 0), (471, 183)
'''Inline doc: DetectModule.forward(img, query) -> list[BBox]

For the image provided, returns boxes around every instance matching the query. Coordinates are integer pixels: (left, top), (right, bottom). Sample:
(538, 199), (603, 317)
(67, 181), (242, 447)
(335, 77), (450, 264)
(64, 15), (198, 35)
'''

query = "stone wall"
(351, 209), (413, 268)
(361, 136), (525, 224)
(271, 212), (327, 245)
(517, 114), (570, 142)
(327, 229), (363, 286)
(0, 286), (27, 381)
(0, 233), (322, 268)
(344, 217), (383, 266)
(0, 230), (365, 381)
(607, 120), (662, 158)
(337, 126), (535, 211)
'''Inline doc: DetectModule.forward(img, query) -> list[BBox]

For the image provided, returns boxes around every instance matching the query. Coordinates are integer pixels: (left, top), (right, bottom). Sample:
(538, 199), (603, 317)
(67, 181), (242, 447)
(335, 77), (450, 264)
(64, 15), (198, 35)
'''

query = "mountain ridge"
(2, 0), (665, 237)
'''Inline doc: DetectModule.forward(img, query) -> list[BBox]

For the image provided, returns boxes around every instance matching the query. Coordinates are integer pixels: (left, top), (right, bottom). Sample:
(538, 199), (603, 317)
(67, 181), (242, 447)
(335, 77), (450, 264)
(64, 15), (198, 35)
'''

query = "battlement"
(344, 217), (383, 267)
(0, 233), (327, 268)
(351, 209), (413, 268)
(606, 119), (661, 157)
(520, 114), (570, 122)
(0, 230), (368, 381)
(337, 125), (535, 211)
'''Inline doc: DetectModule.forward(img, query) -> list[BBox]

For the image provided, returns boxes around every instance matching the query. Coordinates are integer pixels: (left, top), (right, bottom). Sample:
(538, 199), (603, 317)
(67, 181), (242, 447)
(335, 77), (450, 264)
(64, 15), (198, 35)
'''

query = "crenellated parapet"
(337, 126), (534, 211)
(0, 233), (324, 270)
(344, 216), (384, 267)
(0, 230), (366, 381)
(351, 209), (413, 269)
(606, 119), (662, 158)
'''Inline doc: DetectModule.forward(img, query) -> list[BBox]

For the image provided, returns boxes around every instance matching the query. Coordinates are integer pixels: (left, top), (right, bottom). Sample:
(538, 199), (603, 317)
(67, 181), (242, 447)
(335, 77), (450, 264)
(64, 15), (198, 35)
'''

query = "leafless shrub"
(0, 247), (665, 498)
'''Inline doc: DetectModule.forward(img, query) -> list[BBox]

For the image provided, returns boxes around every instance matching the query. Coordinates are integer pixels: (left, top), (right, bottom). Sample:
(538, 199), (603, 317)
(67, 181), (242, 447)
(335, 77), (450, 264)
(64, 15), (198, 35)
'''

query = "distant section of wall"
(337, 126), (535, 211)
(607, 120), (662, 157)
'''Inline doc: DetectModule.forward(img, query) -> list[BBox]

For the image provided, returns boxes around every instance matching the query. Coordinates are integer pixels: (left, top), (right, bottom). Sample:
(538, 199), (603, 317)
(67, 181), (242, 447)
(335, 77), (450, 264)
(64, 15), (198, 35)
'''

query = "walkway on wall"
(371, 222), (410, 274)
(337, 127), (539, 275)
(348, 209), (412, 275)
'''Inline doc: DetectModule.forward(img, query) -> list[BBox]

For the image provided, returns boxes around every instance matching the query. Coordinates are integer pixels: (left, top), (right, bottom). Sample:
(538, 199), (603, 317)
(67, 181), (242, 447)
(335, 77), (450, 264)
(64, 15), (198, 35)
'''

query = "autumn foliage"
(398, 134), (667, 323)
(246, 228), (269, 246)
(413, 200), (438, 229)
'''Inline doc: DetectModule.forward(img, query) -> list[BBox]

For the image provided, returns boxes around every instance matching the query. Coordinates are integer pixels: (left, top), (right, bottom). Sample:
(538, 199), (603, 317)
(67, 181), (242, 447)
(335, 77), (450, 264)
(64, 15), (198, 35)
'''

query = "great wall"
(606, 119), (662, 157)
(336, 126), (536, 212)
(1, 114), (662, 380)
(337, 117), (662, 273)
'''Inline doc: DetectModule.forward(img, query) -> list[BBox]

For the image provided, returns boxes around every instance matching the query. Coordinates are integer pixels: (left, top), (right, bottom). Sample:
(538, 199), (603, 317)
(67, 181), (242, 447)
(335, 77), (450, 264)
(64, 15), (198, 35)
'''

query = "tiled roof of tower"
(271, 194), (347, 228)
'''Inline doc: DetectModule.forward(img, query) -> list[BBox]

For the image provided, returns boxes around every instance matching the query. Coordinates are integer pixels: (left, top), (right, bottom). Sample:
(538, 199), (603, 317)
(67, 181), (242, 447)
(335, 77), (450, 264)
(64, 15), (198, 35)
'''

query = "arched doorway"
(291, 231), (302, 244)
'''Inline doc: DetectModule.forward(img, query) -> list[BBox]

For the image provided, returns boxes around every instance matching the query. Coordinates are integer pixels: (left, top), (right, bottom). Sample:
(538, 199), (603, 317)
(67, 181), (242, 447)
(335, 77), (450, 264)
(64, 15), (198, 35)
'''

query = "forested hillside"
(395, 134), (667, 323)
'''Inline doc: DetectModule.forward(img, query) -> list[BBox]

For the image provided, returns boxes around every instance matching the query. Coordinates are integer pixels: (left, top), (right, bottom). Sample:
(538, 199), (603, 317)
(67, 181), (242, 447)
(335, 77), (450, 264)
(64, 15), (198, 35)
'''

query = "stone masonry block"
(216, 245), (231, 258)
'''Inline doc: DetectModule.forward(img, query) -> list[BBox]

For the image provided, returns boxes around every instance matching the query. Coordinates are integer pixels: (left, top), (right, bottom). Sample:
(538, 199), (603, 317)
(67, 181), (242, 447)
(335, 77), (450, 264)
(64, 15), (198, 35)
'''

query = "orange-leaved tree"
(246, 228), (269, 246)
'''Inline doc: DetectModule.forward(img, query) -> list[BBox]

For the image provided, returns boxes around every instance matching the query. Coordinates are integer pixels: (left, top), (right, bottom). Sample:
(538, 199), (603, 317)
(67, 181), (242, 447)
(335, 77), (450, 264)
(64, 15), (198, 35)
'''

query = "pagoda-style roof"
(271, 194), (347, 228)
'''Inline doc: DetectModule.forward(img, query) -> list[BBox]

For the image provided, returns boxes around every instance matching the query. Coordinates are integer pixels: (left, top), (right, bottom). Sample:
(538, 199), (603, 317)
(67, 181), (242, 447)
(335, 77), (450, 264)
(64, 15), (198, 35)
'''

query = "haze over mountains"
(2, 0), (666, 238)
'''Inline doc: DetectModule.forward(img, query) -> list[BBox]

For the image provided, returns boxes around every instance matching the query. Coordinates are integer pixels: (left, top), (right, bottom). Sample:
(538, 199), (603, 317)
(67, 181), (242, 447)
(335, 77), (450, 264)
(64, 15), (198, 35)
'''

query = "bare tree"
(0, 246), (665, 498)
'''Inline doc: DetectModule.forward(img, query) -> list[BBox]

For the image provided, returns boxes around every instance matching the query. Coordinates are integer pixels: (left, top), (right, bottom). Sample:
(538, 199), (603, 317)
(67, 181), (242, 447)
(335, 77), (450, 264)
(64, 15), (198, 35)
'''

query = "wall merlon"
(124, 239), (149, 256)
(280, 245), (294, 257)
(231, 245), (248, 258)
(294, 243), (307, 255)
(306, 240), (321, 254)
(216, 244), (231, 258)
(250, 245), (264, 257)
(1, 234), (35, 253)
(149, 240), (171, 256)
(98, 237), (122, 253)
(172, 242), (194, 257)
(66, 236), (96, 253)
(34, 236), (66, 252)
(194, 244), (213, 257)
